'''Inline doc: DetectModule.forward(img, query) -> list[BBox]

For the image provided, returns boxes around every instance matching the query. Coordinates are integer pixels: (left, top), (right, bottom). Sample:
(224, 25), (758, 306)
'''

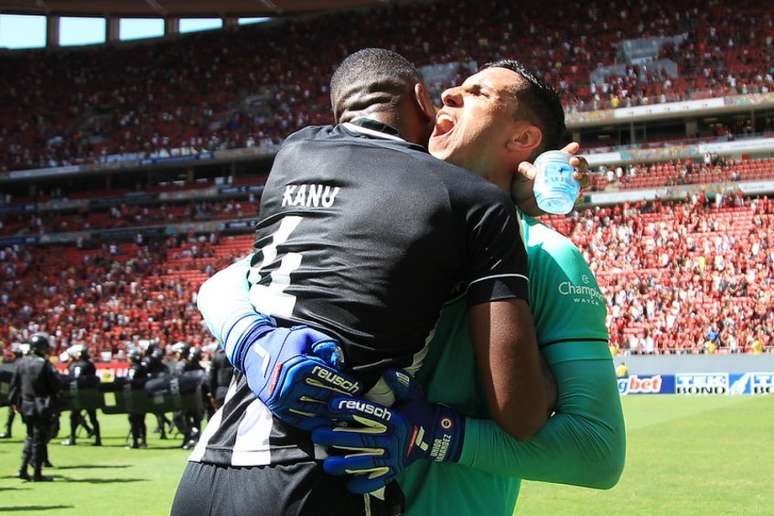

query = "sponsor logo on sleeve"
(557, 278), (605, 306)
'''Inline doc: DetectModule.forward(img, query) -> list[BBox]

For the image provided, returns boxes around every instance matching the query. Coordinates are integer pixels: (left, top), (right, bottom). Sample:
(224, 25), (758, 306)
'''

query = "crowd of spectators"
(0, 0), (772, 172)
(0, 233), (242, 357)
(554, 194), (773, 355)
(1, 193), (772, 358)
(0, 199), (259, 236)
(591, 157), (774, 191)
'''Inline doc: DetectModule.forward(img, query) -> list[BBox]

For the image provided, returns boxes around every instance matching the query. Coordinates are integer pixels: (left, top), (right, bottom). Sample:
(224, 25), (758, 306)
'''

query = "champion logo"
(440, 417), (453, 430)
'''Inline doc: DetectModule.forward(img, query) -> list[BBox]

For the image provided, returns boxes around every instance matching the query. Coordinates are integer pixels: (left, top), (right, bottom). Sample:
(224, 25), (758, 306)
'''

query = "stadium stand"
(0, 200), (259, 236)
(0, 0), (772, 361)
(591, 157), (774, 191)
(0, 0), (772, 172)
(0, 233), (253, 356)
(1, 193), (771, 357)
(548, 195), (773, 355)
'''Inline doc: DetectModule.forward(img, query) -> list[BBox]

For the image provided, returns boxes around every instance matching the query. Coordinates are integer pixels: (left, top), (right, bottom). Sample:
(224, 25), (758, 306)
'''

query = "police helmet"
(30, 333), (51, 356)
(171, 341), (190, 360)
(127, 347), (142, 364)
(189, 346), (203, 362)
(71, 344), (89, 360)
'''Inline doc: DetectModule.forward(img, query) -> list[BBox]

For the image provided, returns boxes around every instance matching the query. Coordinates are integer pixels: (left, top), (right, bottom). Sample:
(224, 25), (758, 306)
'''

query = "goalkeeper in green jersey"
(196, 58), (625, 514)
(393, 208), (624, 515)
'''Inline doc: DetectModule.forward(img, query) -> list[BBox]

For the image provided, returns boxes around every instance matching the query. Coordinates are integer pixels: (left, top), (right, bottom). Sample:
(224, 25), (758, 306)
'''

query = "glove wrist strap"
(429, 407), (465, 463)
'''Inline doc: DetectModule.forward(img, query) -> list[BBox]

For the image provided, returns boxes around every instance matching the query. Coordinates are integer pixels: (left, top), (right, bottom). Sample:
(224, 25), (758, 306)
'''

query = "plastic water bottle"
(533, 150), (580, 215)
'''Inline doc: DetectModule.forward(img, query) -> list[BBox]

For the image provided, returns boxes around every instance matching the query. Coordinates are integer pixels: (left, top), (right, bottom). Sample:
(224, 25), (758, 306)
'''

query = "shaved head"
(330, 48), (423, 123)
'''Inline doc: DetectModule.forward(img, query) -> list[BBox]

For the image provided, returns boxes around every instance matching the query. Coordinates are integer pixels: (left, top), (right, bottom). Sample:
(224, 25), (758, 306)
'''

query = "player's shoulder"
(279, 125), (332, 148)
(522, 213), (587, 269)
(431, 162), (514, 215)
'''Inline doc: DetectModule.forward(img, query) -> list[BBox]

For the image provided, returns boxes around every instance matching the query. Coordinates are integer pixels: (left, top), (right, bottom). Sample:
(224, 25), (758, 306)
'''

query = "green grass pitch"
(1, 395), (773, 515)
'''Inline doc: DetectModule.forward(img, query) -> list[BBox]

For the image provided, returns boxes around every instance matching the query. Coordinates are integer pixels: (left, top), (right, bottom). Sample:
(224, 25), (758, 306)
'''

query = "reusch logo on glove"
(312, 366), (360, 394)
(337, 399), (392, 421)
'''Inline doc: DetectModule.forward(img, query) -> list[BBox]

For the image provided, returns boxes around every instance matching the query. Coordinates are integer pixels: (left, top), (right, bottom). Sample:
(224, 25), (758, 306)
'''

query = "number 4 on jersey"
(248, 216), (303, 319)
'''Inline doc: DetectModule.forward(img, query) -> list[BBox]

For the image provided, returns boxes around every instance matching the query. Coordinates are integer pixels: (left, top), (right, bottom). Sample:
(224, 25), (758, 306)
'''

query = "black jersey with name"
(190, 118), (528, 472)
(248, 119), (527, 378)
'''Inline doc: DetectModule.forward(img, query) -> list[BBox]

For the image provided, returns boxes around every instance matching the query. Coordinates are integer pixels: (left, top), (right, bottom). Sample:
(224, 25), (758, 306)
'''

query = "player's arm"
(313, 232), (623, 493)
(196, 256), (362, 430)
(460, 356), (625, 489)
(460, 240), (625, 488)
(196, 255), (265, 360)
(464, 192), (549, 440)
(469, 300), (548, 439)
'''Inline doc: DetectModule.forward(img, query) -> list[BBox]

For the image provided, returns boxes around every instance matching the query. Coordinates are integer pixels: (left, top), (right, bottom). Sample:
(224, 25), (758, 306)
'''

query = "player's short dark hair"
(330, 48), (423, 123)
(483, 59), (567, 155)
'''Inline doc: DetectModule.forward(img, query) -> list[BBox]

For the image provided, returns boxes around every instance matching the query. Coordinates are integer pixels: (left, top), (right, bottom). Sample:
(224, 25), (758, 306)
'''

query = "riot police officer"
(170, 342), (191, 376)
(8, 333), (60, 481)
(62, 345), (101, 446)
(142, 340), (172, 439)
(171, 342), (203, 449)
(0, 342), (23, 439)
(126, 348), (148, 449)
(207, 345), (233, 417)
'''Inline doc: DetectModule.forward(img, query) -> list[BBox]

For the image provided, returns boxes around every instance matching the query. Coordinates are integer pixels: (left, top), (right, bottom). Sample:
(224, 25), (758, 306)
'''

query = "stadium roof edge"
(0, 0), (401, 18)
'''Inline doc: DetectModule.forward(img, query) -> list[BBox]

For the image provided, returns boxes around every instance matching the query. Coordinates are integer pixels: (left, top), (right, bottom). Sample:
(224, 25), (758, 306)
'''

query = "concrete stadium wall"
(613, 354), (774, 375)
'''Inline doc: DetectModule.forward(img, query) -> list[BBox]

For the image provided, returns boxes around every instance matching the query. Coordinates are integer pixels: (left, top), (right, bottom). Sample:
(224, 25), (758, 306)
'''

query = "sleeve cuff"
(466, 274), (529, 306)
(458, 416), (483, 466)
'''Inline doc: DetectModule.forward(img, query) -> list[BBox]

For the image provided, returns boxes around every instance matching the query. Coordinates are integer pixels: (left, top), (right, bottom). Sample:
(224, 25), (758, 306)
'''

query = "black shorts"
(171, 461), (404, 516)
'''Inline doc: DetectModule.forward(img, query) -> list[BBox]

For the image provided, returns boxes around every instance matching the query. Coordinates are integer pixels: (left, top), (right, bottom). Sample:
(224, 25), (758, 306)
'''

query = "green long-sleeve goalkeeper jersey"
(397, 211), (626, 516)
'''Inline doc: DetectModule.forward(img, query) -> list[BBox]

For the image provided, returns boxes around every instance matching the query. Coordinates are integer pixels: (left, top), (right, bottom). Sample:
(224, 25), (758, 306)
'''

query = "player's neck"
(466, 159), (512, 193)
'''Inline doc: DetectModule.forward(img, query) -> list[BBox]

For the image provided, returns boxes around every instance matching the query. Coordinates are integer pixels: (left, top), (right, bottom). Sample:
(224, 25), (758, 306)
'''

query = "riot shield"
(0, 364), (13, 407)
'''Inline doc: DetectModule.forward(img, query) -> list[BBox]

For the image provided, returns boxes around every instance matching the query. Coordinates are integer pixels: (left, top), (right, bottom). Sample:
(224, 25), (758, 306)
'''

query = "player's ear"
(414, 82), (436, 123)
(507, 123), (543, 157)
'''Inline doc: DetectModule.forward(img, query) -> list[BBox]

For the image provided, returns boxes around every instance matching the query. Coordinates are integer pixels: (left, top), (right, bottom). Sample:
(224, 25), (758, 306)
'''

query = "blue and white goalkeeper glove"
(227, 313), (363, 432)
(311, 369), (465, 494)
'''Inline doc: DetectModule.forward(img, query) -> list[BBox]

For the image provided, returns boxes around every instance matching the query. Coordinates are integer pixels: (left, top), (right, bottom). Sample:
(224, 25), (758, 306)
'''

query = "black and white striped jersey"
(190, 118), (528, 468)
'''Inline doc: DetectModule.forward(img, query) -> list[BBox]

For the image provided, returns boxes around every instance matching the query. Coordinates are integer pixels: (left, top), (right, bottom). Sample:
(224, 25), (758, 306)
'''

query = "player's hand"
(311, 369), (465, 494)
(512, 142), (590, 217)
(240, 321), (363, 432)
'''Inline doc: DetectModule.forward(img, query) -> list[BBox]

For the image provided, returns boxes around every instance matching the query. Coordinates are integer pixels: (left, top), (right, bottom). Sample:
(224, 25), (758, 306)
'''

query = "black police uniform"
(173, 358), (205, 449)
(208, 347), (233, 412)
(65, 358), (101, 446)
(127, 359), (148, 449)
(9, 353), (60, 480)
(0, 356), (19, 439)
(144, 349), (172, 439)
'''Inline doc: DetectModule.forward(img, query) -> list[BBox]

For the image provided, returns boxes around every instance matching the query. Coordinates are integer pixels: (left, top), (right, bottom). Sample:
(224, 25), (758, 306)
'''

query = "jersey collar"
(342, 118), (407, 143)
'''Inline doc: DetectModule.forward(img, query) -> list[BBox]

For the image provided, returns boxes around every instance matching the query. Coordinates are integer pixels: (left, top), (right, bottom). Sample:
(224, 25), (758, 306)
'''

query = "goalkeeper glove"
(311, 369), (465, 494)
(228, 313), (363, 432)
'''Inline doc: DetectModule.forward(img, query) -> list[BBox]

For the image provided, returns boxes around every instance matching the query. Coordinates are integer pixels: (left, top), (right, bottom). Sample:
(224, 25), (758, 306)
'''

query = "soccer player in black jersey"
(172, 49), (548, 516)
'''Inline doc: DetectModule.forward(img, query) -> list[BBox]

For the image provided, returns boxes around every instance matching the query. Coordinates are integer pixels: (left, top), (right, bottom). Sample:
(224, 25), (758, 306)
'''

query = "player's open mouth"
(432, 112), (456, 139)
